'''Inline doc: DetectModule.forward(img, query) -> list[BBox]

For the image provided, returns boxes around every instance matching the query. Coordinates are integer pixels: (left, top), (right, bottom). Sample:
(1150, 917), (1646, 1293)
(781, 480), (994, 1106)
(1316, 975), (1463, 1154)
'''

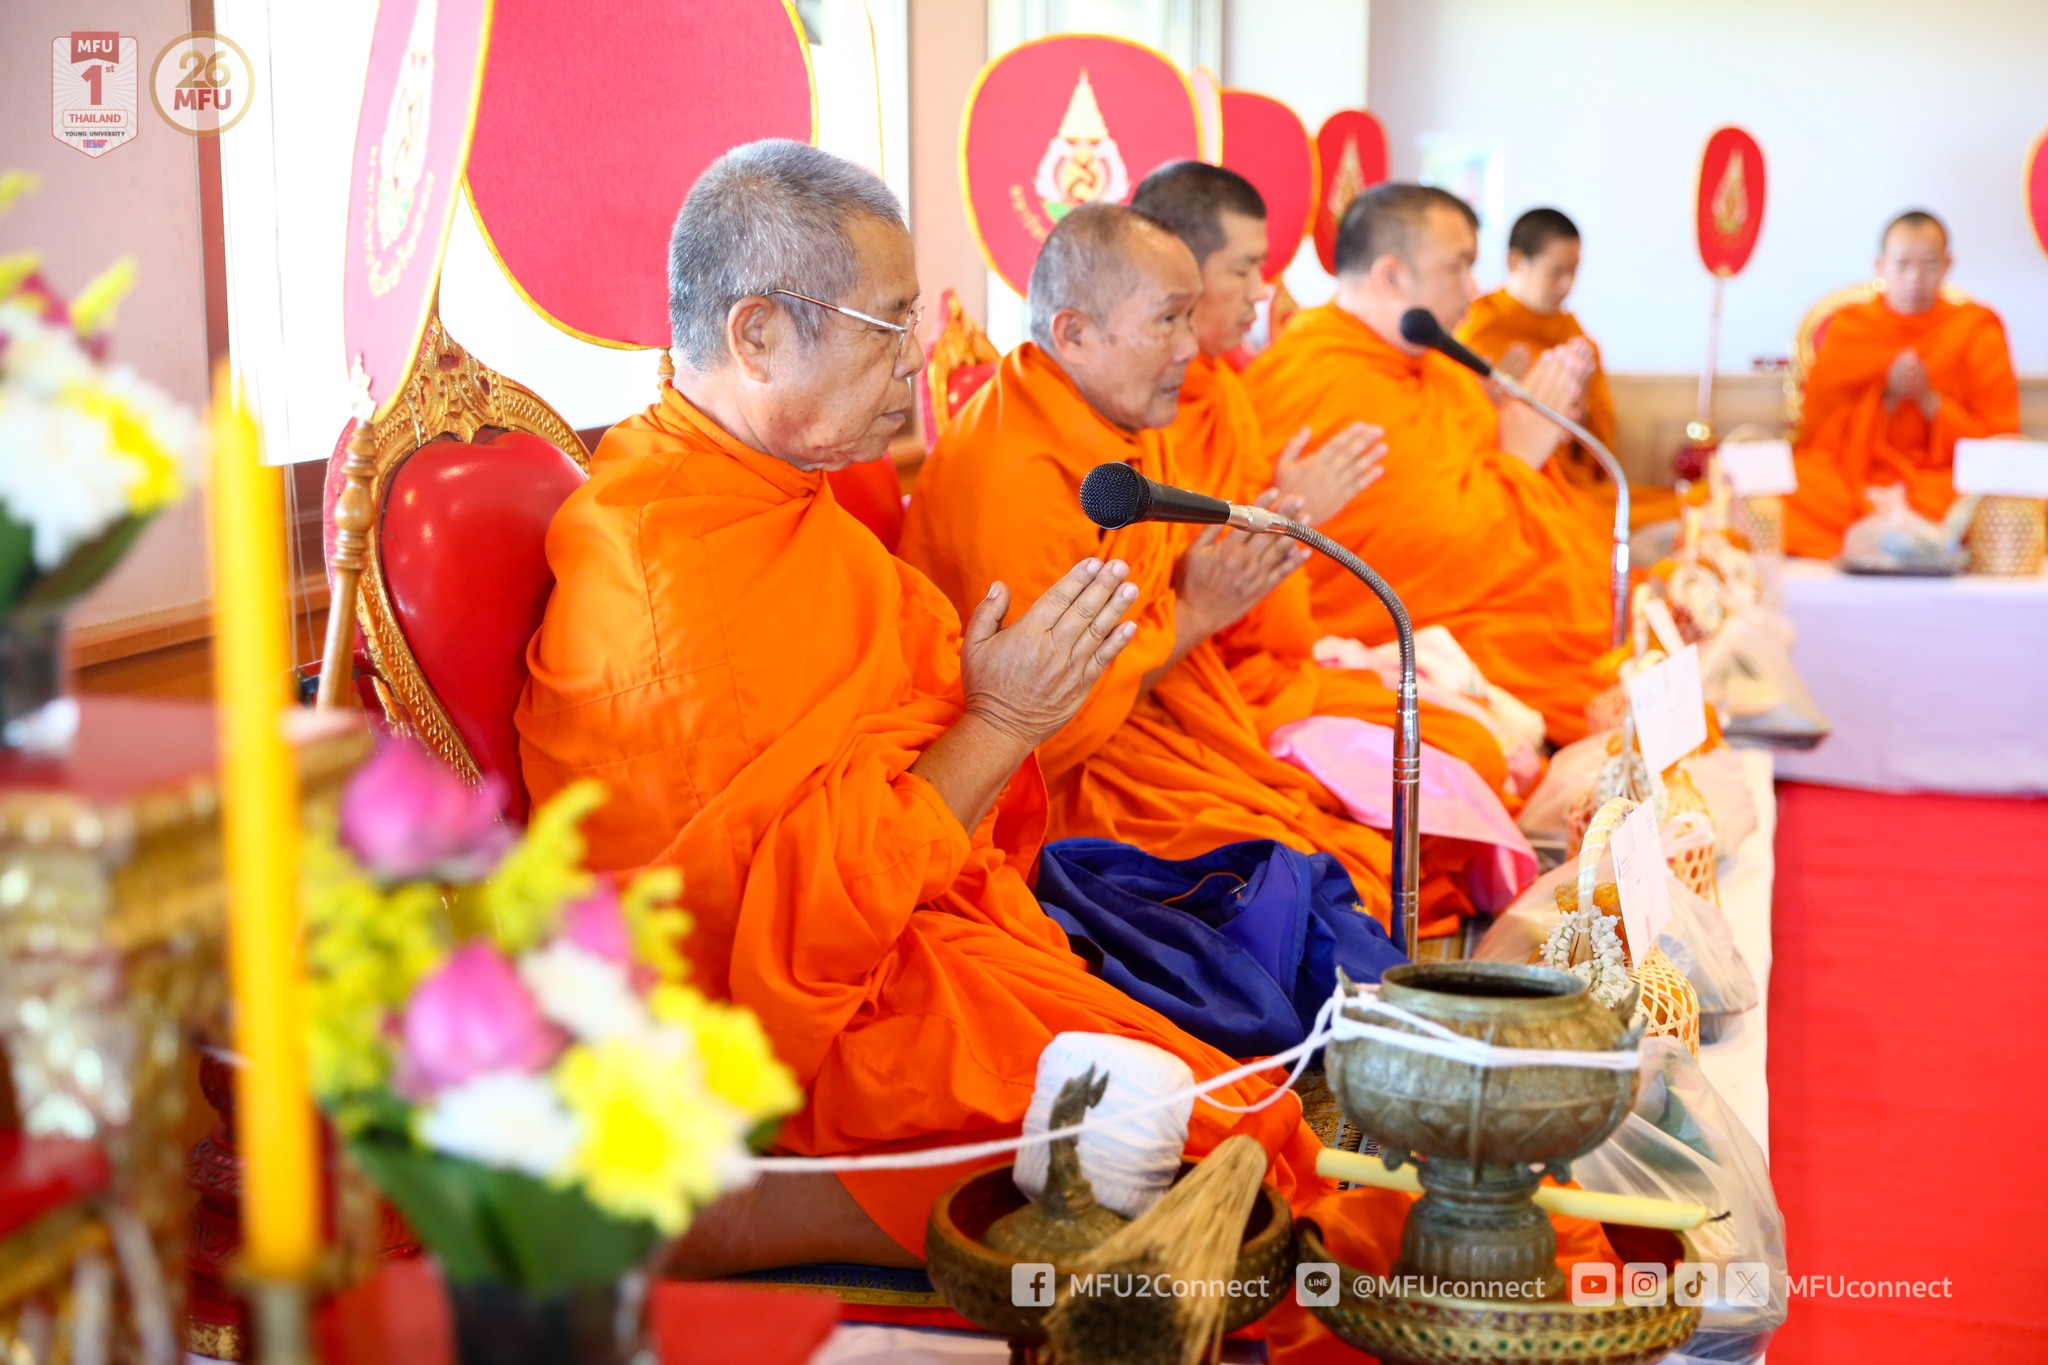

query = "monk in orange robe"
(901, 203), (1496, 939)
(1244, 184), (1616, 746)
(1131, 160), (1517, 805)
(1785, 211), (2020, 558)
(515, 141), (1347, 1270)
(1459, 207), (1678, 532)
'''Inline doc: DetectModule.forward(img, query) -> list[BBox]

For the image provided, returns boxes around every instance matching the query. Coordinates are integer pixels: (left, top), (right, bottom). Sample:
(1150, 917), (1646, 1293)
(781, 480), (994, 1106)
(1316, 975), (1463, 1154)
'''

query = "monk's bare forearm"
(909, 709), (1036, 835)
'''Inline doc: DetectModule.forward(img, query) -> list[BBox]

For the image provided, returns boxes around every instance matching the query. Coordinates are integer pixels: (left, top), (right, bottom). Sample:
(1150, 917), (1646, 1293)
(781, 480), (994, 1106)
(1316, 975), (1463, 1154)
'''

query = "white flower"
(518, 939), (655, 1043)
(417, 1071), (581, 1178)
(0, 393), (135, 567)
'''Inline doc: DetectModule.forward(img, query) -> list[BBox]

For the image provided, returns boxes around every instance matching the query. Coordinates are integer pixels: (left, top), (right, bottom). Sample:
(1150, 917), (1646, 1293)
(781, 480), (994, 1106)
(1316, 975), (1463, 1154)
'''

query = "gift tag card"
(1626, 643), (1707, 775)
(1953, 439), (2048, 497)
(1641, 597), (1686, 657)
(1609, 802), (1672, 967)
(1718, 440), (1798, 497)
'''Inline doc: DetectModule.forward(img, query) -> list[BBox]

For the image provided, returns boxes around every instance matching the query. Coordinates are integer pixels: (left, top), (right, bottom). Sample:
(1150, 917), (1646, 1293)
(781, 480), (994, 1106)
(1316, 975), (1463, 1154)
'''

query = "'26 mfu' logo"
(150, 32), (255, 136)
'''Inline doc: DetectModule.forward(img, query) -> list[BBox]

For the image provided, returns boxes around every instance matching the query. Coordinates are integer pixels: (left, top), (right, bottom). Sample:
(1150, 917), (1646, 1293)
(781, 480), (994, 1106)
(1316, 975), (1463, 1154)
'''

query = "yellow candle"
(1315, 1149), (1716, 1231)
(209, 368), (320, 1279)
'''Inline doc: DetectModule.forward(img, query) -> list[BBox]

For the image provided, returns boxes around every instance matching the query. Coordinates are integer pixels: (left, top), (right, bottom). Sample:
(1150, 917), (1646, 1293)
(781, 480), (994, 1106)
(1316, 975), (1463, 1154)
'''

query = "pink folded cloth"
(1268, 715), (1539, 911)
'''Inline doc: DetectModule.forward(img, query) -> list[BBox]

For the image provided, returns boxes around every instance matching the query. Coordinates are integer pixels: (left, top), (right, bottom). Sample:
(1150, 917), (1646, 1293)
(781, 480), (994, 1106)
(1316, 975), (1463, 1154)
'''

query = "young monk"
(1459, 207), (1677, 530)
(1785, 211), (2019, 558)
(515, 141), (1343, 1271)
(1129, 160), (1520, 810)
(1243, 184), (1613, 745)
(899, 203), (1491, 939)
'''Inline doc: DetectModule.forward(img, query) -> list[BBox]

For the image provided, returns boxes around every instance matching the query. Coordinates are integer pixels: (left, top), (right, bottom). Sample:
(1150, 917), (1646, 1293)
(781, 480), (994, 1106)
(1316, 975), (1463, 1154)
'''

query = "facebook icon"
(1012, 1262), (1056, 1307)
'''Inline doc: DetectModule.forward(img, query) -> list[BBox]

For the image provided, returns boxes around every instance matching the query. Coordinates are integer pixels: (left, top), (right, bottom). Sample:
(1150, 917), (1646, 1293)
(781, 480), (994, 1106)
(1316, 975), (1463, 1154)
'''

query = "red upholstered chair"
(320, 313), (589, 822)
(918, 288), (1000, 452)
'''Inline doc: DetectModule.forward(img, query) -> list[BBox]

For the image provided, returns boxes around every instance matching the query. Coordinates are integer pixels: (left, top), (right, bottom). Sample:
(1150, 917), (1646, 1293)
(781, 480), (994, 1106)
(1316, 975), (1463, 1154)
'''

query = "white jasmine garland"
(417, 1071), (581, 1178)
(518, 939), (656, 1043)
(1539, 907), (1632, 1008)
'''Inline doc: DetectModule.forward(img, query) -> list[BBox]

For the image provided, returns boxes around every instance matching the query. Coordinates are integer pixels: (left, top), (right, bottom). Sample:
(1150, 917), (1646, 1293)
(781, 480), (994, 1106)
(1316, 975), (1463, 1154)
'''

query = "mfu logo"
(149, 32), (255, 136)
(51, 32), (140, 159)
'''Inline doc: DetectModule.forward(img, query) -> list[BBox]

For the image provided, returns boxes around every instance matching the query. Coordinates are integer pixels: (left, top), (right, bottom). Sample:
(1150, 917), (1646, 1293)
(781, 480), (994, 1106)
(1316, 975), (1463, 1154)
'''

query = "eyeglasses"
(765, 289), (924, 363)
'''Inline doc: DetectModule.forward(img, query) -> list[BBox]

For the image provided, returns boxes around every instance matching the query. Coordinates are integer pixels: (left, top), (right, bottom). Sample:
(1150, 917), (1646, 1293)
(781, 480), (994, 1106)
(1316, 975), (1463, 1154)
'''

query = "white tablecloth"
(813, 758), (1781, 1363)
(1774, 559), (2048, 794)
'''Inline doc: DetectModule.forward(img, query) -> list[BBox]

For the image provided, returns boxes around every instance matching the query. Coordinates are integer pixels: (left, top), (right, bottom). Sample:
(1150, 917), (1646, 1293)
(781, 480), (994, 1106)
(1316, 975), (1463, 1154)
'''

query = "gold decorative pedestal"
(0, 698), (368, 1363)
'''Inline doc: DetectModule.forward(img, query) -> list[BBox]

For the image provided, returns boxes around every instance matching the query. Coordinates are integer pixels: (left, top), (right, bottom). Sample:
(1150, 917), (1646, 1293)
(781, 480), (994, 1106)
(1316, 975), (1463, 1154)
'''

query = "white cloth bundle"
(1011, 1033), (1194, 1219)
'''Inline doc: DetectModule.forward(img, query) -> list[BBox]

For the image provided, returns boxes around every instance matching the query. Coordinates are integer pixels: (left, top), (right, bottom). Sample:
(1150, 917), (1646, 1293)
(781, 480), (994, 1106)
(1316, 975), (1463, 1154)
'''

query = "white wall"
(1368, 0), (2048, 375)
(1223, 0), (1370, 309)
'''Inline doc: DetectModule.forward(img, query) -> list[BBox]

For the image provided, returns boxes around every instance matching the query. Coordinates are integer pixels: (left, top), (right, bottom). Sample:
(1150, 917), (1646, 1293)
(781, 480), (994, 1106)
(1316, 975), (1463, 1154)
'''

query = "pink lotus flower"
(338, 737), (513, 885)
(397, 942), (566, 1098)
(561, 881), (631, 964)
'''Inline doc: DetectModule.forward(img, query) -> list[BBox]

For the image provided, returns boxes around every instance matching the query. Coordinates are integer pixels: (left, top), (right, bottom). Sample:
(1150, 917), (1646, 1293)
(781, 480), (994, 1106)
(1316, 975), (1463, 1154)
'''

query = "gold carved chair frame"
(318, 309), (589, 782)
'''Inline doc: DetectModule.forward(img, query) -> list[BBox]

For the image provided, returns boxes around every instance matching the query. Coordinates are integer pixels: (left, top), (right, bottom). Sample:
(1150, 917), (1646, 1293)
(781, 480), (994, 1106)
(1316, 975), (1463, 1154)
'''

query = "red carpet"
(1768, 782), (2048, 1363)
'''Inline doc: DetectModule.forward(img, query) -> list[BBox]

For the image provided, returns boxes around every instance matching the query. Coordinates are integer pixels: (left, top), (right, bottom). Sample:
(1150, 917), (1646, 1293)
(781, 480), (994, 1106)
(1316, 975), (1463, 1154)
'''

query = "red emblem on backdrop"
(1220, 90), (1316, 280)
(1311, 110), (1387, 274)
(341, 0), (491, 421)
(465, 0), (814, 349)
(1696, 126), (1766, 277)
(2027, 131), (2048, 260)
(961, 35), (1201, 297)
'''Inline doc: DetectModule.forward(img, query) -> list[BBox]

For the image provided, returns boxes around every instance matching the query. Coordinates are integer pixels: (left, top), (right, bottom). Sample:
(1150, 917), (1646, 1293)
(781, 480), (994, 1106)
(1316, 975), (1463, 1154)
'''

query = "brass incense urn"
(1326, 962), (1644, 1299)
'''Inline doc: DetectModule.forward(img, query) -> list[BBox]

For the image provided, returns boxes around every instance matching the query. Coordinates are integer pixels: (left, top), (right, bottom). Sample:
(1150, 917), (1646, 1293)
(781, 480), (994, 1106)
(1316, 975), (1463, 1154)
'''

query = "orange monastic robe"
(899, 344), (1482, 937)
(1785, 296), (2019, 559)
(1458, 289), (1679, 531)
(1244, 306), (1614, 746)
(1167, 353), (1515, 805)
(515, 384), (1334, 1254)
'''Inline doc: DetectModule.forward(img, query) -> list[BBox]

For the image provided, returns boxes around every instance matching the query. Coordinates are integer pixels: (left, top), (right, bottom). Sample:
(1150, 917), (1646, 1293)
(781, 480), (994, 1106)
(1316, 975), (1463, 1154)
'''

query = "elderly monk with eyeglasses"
(514, 141), (1337, 1273)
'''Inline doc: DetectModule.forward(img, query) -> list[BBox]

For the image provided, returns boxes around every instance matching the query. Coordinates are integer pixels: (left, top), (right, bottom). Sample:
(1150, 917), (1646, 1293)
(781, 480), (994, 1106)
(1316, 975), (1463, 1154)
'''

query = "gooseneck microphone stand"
(1398, 309), (1632, 649)
(1077, 465), (1423, 962)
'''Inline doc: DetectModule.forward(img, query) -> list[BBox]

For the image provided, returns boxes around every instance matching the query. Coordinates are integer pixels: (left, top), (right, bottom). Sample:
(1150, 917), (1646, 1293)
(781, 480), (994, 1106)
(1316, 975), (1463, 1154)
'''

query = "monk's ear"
(727, 296), (778, 383)
(1047, 306), (1093, 361)
(1369, 252), (1409, 297)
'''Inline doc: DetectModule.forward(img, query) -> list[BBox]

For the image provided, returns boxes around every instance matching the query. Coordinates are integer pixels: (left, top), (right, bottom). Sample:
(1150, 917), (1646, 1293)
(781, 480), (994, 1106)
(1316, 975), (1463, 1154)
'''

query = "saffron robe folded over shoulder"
(1785, 296), (2019, 559)
(515, 384), (1330, 1254)
(1458, 290), (1679, 532)
(1167, 352), (1517, 808)
(899, 343), (1482, 937)
(1243, 305), (1615, 745)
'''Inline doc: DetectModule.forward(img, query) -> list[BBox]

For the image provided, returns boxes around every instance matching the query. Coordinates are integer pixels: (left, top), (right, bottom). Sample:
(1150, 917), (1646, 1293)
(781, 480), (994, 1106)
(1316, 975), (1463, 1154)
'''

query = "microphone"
(1079, 462), (1291, 535)
(1400, 307), (1632, 649)
(1078, 462), (1424, 961)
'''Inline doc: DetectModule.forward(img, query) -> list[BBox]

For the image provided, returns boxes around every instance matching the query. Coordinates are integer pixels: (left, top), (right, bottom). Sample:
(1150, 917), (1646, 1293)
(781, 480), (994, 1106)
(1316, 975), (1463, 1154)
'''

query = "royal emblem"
(1032, 71), (1129, 221)
(1326, 134), (1365, 224)
(1710, 149), (1748, 240)
(364, 0), (438, 296)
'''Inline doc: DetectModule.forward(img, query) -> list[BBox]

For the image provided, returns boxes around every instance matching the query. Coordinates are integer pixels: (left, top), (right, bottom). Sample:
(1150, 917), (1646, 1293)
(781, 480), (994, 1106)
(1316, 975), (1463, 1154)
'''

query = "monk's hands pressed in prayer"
(1272, 423), (1388, 526)
(1163, 492), (1311, 674)
(1498, 338), (1595, 468)
(1885, 348), (1940, 418)
(1496, 341), (1533, 382)
(912, 558), (1139, 833)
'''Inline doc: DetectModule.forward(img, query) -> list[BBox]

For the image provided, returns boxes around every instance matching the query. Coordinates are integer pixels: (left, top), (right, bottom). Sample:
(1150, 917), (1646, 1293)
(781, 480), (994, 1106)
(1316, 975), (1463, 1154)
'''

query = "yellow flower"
(472, 780), (605, 953)
(300, 824), (446, 1111)
(0, 252), (40, 299)
(0, 172), (38, 215)
(650, 985), (801, 1126)
(621, 866), (691, 984)
(555, 1040), (744, 1234)
(69, 256), (135, 336)
(63, 379), (185, 515)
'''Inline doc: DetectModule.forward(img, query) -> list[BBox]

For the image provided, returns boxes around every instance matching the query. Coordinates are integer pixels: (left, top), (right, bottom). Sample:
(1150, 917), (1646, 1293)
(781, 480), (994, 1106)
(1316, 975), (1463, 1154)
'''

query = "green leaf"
(0, 515), (32, 616)
(346, 1139), (663, 1293)
(15, 514), (152, 609)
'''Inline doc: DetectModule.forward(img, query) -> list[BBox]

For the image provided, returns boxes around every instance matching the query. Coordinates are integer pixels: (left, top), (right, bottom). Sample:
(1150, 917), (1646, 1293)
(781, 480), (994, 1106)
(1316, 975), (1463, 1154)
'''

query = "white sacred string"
(741, 984), (1640, 1175)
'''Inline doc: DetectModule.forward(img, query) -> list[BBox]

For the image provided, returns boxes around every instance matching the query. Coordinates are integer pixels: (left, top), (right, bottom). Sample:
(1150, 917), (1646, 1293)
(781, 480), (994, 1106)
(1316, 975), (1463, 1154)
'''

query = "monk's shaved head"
(1882, 209), (1949, 253)
(1028, 203), (1182, 348)
(1508, 208), (1579, 262)
(1130, 161), (1267, 268)
(669, 139), (905, 370)
(1028, 203), (1200, 430)
(1334, 183), (1478, 277)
